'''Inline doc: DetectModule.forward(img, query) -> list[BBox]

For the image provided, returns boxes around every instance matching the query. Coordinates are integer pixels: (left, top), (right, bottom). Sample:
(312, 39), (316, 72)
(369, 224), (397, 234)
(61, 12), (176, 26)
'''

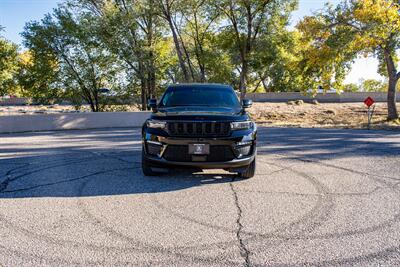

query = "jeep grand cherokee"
(141, 83), (257, 178)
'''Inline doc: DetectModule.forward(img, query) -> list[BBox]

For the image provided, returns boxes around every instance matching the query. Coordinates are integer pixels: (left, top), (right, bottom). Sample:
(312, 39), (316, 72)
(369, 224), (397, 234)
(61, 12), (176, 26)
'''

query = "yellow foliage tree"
(298, 0), (400, 119)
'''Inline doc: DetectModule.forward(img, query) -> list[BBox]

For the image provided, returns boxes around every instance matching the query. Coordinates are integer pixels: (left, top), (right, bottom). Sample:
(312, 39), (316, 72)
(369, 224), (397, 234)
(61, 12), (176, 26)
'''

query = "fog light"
(234, 144), (252, 158)
(147, 141), (163, 156)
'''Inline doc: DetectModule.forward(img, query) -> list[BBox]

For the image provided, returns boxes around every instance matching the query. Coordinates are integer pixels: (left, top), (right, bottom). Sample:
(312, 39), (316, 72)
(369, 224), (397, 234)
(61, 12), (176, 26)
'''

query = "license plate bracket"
(188, 144), (210, 155)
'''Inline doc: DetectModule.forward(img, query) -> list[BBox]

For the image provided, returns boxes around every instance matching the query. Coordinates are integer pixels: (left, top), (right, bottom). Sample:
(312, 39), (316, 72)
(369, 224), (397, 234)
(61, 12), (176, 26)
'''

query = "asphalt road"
(0, 127), (400, 267)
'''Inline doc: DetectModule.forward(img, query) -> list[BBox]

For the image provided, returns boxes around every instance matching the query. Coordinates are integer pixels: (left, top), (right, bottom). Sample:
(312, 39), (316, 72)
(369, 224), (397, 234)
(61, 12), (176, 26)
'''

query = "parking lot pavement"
(0, 127), (400, 266)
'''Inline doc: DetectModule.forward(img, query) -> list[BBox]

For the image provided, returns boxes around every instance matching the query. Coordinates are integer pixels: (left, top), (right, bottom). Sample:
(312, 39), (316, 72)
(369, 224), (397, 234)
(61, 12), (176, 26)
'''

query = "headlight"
(146, 120), (167, 129)
(230, 121), (254, 130)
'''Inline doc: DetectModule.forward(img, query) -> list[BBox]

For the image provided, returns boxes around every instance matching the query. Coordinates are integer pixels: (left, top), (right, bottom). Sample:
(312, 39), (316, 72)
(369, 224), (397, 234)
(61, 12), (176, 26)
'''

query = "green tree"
(0, 32), (19, 96)
(176, 0), (224, 82)
(214, 0), (298, 98)
(23, 8), (121, 111)
(251, 16), (301, 92)
(343, 83), (359, 92)
(361, 79), (388, 92)
(157, 0), (193, 82)
(16, 50), (61, 103)
(75, 0), (165, 110)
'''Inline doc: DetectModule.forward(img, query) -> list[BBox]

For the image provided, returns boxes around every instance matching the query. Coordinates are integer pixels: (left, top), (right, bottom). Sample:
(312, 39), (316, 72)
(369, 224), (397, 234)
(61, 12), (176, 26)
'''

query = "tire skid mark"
(8, 157), (102, 181)
(148, 169), (334, 262)
(0, 242), (103, 266)
(1, 157), (98, 191)
(257, 154), (400, 240)
(73, 167), (241, 266)
(75, 181), (240, 266)
(271, 152), (400, 181)
(0, 152), (137, 193)
(1, 167), (137, 194)
(0, 241), (165, 267)
(0, 163), (31, 192)
(236, 186), (383, 197)
(1, 167), (218, 266)
(287, 244), (400, 267)
(265, 152), (398, 190)
(149, 164), (328, 251)
(246, 153), (400, 266)
(0, 149), (94, 168)
(265, 160), (335, 237)
(90, 151), (139, 164)
(1, 146), (400, 265)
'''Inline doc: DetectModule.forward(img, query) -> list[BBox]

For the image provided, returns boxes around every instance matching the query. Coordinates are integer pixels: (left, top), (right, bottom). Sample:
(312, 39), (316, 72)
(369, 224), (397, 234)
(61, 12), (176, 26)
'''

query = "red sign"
(364, 97), (375, 107)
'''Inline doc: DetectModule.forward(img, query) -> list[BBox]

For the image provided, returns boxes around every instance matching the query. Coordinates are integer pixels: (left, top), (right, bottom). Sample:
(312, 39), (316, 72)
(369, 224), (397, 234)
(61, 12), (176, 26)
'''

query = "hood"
(151, 105), (247, 121)
(156, 106), (242, 116)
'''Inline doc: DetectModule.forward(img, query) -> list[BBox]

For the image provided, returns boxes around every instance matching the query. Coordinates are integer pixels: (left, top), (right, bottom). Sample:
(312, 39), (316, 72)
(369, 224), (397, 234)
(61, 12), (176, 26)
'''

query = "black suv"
(141, 84), (257, 178)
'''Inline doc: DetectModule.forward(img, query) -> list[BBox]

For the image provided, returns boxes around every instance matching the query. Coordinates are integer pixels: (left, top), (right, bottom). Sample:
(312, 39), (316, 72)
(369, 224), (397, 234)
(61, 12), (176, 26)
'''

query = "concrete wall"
(0, 112), (151, 134)
(0, 97), (31, 106)
(246, 92), (399, 103)
(2, 92), (398, 106)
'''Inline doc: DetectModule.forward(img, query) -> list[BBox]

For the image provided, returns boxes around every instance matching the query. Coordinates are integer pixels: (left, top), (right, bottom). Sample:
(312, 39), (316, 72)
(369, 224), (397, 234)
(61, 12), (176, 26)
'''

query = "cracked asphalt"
(0, 127), (400, 266)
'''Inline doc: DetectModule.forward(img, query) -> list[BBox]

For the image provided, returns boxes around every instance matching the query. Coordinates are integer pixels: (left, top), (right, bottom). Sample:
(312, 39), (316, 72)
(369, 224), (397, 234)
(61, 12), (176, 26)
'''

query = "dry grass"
(249, 102), (400, 131)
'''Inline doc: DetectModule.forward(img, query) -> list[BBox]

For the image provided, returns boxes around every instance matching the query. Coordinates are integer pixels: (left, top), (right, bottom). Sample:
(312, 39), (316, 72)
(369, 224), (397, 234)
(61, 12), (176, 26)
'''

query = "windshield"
(159, 85), (240, 108)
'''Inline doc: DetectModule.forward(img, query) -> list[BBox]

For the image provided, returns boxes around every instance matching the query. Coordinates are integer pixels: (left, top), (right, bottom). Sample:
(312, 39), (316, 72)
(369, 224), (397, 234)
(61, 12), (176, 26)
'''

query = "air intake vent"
(163, 145), (235, 162)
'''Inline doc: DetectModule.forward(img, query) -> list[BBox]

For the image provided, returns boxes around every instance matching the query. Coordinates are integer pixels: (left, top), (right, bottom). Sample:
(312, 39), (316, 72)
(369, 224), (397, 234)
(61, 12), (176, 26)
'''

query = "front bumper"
(142, 129), (257, 169)
(145, 154), (255, 169)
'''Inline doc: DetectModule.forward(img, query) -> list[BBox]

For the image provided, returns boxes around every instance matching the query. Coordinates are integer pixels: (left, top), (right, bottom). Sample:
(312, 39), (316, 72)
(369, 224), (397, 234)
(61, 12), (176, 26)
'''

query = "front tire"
(239, 159), (256, 179)
(142, 150), (158, 176)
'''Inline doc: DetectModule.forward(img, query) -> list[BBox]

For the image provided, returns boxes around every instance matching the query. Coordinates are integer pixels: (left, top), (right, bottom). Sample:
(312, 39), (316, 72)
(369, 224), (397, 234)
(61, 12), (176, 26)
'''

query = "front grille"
(163, 145), (235, 162)
(167, 122), (231, 137)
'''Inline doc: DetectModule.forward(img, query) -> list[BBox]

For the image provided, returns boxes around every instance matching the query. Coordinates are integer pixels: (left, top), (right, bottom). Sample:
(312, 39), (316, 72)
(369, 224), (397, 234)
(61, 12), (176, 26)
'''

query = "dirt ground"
(249, 102), (400, 130)
(0, 104), (140, 115)
(1, 102), (399, 130)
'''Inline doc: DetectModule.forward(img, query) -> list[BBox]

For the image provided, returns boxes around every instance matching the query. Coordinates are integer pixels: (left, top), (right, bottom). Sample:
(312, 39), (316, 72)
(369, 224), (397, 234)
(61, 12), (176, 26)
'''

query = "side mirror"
(242, 99), (252, 109)
(148, 98), (157, 112)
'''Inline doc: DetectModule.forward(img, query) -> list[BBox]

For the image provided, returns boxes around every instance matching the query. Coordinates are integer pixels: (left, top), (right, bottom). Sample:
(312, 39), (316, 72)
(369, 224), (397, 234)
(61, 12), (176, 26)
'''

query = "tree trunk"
(384, 48), (399, 120)
(148, 55), (156, 98)
(175, 24), (196, 81)
(147, 1), (156, 98)
(193, 14), (206, 82)
(141, 78), (147, 111)
(199, 64), (206, 83)
(138, 60), (148, 111)
(93, 90), (100, 112)
(164, 9), (189, 82)
(87, 95), (96, 112)
(387, 76), (398, 120)
(239, 59), (248, 100)
(147, 40), (156, 99)
(89, 103), (96, 112)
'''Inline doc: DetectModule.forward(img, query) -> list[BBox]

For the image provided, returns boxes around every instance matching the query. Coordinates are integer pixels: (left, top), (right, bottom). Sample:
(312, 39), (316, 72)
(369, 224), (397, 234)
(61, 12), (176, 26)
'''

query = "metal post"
(367, 105), (375, 130)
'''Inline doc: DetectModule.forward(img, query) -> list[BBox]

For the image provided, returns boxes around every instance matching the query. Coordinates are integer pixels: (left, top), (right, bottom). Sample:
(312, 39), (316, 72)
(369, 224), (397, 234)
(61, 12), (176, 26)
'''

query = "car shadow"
(0, 150), (240, 199)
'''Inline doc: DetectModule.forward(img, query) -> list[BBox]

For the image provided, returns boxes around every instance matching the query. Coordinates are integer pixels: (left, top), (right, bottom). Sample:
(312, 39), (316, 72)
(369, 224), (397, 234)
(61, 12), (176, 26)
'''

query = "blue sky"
(0, 0), (383, 84)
